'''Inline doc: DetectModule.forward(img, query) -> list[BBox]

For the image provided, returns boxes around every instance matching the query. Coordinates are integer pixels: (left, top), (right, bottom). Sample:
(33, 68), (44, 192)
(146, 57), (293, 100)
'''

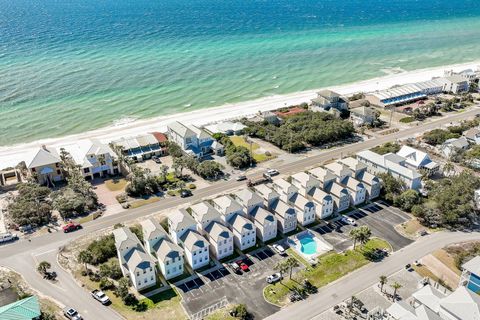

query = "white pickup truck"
(91, 289), (110, 305)
(0, 233), (18, 244)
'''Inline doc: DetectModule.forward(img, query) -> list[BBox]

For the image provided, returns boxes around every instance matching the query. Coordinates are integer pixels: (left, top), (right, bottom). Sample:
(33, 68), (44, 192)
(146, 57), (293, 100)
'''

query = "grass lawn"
(432, 249), (461, 275)
(129, 197), (160, 209)
(230, 136), (276, 163)
(399, 116), (415, 123)
(402, 219), (423, 237)
(286, 248), (310, 267)
(74, 215), (94, 224)
(204, 305), (236, 320)
(105, 178), (128, 192)
(76, 271), (185, 320)
(264, 239), (390, 306)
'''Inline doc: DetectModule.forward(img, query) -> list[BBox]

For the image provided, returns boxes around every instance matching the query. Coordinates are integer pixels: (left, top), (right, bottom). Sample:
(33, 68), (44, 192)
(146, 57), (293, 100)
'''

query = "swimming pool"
(287, 230), (333, 262)
(299, 235), (317, 255)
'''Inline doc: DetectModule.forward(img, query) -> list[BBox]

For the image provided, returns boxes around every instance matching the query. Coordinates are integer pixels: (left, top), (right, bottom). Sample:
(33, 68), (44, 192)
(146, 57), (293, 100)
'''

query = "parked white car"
(266, 273), (282, 284)
(63, 307), (82, 320)
(0, 232), (18, 244)
(266, 169), (279, 176)
(272, 244), (286, 255)
(341, 216), (357, 226)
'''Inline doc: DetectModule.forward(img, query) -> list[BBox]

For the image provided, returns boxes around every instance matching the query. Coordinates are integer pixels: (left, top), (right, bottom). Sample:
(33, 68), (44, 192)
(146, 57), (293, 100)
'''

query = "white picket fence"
(189, 297), (229, 320)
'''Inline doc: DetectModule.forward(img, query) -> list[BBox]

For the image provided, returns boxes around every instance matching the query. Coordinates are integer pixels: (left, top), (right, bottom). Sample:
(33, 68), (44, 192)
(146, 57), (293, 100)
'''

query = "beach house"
(464, 127), (480, 145)
(310, 90), (348, 112)
(111, 133), (162, 161)
(61, 139), (119, 180)
(233, 188), (264, 215)
(440, 137), (470, 158)
(203, 221), (234, 259)
(180, 229), (210, 270)
(167, 209), (197, 245)
(141, 219), (184, 280)
(269, 199), (297, 234)
(356, 150), (422, 190)
(460, 256), (480, 294)
(113, 227), (156, 291)
(204, 121), (247, 136)
(365, 83), (426, 108)
(189, 201), (221, 232)
(211, 195), (245, 223)
(0, 296), (41, 320)
(25, 145), (63, 187)
(386, 283), (480, 320)
(340, 157), (381, 200)
(249, 206), (277, 242)
(349, 106), (378, 127)
(396, 145), (439, 176)
(228, 213), (257, 250)
(167, 121), (223, 158)
(440, 75), (469, 94)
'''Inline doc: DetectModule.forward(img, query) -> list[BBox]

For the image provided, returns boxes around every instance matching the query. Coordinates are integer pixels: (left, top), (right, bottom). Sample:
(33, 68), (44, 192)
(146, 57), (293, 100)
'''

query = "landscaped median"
(264, 238), (391, 306)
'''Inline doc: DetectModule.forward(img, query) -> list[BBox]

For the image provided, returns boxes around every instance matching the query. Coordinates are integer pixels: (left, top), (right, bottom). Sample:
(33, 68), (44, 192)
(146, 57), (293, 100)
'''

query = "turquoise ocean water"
(2, 0), (480, 146)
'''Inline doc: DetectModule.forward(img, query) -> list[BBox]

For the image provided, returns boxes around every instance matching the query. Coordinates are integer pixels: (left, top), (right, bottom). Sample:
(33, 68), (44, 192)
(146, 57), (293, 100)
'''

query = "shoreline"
(1, 59), (479, 169)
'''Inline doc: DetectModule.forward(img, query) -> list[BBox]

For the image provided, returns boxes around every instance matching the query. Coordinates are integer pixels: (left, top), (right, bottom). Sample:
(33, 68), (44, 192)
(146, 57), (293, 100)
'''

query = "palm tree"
(379, 275), (387, 293)
(37, 261), (51, 275)
(356, 226), (372, 247)
(390, 281), (403, 301)
(160, 165), (169, 182)
(443, 161), (455, 177)
(349, 228), (361, 250)
(274, 261), (289, 281)
(78, 250), (92, 271)
(285, 257), (299, 280)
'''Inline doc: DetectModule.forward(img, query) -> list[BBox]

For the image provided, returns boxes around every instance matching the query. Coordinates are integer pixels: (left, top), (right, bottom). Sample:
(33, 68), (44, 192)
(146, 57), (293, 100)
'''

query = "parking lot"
(313, 201), (413, 252)
(178, 247), (284, 319)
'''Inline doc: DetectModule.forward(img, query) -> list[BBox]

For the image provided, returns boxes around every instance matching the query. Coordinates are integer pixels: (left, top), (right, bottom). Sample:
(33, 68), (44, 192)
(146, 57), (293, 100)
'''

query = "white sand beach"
(1, 60), (479, 169)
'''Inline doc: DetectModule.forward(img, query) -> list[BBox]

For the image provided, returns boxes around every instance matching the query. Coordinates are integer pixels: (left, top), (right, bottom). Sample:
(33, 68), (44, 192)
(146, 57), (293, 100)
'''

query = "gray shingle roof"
(168, 209), (196, 232)
(26, 147), (61, 169)
(180, 230), (207, 251)
(154, 238), (183, 261)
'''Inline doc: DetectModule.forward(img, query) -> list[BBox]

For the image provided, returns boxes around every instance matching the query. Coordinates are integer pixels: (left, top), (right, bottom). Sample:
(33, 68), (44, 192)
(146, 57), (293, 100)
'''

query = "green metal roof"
(0, 296), (41, 320)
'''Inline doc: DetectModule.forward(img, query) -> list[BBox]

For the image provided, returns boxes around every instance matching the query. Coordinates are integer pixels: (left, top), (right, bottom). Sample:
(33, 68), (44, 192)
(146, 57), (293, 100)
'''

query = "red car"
(236, 260), (249, 271)
(63, 222), (82, 233)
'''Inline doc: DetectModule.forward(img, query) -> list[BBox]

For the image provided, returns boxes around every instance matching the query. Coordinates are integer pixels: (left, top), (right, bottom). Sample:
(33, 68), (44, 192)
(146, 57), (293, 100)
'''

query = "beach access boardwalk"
(0, 106), (479, 320)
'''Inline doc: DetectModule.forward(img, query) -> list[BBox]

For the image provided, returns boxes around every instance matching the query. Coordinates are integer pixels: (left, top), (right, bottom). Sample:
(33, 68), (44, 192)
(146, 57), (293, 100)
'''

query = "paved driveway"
(178, 247), (284, 319)
(349, 202), (413, 251)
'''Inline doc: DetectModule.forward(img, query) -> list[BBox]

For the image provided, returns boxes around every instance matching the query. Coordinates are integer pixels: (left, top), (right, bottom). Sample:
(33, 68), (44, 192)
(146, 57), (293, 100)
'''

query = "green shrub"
(188, 184), (196, 190)
(167, 190), (176, 196)
(116, 193), (128, 204)
(99, 278), (115, 290)
(399, 117), (414, 123)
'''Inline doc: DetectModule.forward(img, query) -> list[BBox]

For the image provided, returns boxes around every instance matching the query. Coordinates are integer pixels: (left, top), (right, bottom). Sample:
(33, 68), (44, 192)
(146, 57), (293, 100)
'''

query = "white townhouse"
(308, 187), (334, 219)
(211, 195), (246, 223)
(269, 199), (297, 234)
(342, 176), (367, 206)
(166, 121), (223, 158)
(203, 221), (234, 260)
(140, 219), (184, 280)
(308, 167), (337, 190)
(339, 157), (381, 200)
(229, 213), (257, 250)
(233, 188), (264, 215)
(180, 230), (210, 270)
(356, 150), (422, 190)
(113, 227), (156, 291)
(189, 201), (221, 233)
(61, 139), (119, 180)
(290, 172), (320, 196)
(254, 184), (281, 209)
(309, 167), (350, 212)
(249, 206), (277, 242)
(25, 146), (63, 187)
(167, 209), (197, 245)
(283, 193), (316, 226)
(324, 162), (353, 182)
(272, 178), (299, 200)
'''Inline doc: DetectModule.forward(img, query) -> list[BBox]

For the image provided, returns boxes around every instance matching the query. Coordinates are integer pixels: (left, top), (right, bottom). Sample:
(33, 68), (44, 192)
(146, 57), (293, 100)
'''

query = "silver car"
(266, 272), (282, 284)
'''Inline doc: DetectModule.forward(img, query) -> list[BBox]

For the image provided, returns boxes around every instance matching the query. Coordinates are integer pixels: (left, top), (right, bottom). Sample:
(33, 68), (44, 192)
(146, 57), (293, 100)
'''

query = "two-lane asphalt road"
(0, 106), (478, 319)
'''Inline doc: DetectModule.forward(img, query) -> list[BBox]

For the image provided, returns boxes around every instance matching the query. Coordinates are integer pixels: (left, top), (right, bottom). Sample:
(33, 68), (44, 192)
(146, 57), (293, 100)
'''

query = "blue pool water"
(299, 235), (317, 255)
